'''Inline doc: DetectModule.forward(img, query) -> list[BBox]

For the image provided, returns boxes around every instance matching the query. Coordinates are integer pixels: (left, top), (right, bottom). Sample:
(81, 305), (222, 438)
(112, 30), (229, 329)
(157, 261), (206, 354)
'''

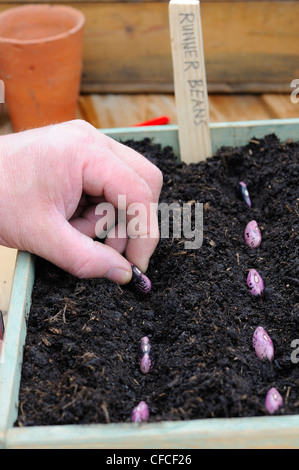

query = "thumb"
(36, 215), (132, 283)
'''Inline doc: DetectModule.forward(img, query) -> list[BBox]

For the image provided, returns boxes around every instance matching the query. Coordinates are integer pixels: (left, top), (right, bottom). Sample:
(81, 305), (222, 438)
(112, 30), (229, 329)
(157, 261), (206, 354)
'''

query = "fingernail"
(136, 258), (149, 274)
(105, 268), (132, 284)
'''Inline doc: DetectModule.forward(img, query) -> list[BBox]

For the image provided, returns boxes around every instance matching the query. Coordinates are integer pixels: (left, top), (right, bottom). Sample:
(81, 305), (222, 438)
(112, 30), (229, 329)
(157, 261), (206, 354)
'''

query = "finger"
(107, 138), (163, 203)
(125, 201), (160, 272)
(35, 212), (132, 283)
(82, 144), (160, 271)
(105, 221), (128, 254)
(70, 203), (117, 239)
(71, 195), (106, 219)
(71, 121), (163, 203)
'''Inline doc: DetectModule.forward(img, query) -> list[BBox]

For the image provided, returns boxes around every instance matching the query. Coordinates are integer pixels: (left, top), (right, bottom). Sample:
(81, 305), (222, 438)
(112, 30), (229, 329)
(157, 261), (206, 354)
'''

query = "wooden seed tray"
(1, 118), (299, 449)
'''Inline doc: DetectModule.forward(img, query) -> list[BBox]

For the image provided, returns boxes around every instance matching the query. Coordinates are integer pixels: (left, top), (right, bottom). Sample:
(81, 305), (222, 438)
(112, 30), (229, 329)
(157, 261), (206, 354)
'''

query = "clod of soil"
(16, 134), (299, 426)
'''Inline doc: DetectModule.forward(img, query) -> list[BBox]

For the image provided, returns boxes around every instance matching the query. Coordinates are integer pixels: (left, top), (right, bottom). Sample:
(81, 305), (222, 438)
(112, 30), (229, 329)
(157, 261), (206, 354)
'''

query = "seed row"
(130, 177), (287, 422)
(241, 181), (283, 415)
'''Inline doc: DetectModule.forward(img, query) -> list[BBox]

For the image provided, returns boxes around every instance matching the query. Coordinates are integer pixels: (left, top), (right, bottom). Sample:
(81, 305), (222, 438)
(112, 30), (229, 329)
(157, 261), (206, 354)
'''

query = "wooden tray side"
(5, 415), (299, 449)
(0, 252), (35, 436)
(101, 118), (299, 156)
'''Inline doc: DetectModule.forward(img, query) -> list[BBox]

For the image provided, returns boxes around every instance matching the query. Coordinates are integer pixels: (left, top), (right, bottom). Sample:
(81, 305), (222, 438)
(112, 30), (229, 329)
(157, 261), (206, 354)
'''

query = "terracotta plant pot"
(0, 4), (85, 132)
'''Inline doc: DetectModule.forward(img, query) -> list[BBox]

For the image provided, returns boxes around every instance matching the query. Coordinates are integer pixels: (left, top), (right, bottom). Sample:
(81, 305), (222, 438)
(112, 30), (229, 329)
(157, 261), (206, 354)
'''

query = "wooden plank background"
(0, 1), (298, 93)
(2, 93), (299, 132)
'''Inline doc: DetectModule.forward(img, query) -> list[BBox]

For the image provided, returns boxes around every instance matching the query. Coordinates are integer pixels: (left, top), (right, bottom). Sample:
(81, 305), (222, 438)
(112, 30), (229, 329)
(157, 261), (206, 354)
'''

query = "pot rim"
(0, 4), (85, 45)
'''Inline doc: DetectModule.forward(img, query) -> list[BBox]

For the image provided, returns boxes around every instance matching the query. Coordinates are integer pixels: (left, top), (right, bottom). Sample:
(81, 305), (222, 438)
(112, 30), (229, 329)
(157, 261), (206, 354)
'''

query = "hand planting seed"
(247, 268), (264, 295)
(131, 401), (149, 423)
(140, 336), (154, 374)
(265, 387), (283, 414)
(244, 220), (262, 248)
(252, 326), (274, 361)
(129, 262), (151, 294)
(237, 181), (251, 208)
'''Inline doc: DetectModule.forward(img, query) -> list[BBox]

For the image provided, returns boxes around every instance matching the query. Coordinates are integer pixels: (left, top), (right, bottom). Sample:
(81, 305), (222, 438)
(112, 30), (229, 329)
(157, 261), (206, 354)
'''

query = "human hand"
(0, 120), (163, 283)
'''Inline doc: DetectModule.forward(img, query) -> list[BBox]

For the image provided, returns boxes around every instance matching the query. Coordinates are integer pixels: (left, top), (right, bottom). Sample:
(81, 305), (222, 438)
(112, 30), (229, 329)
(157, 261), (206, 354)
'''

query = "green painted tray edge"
(1, 118), (299, 448)
(5, 414), (299, 449)
(0, 251), (34, 448)
(101, 118), (299, 158)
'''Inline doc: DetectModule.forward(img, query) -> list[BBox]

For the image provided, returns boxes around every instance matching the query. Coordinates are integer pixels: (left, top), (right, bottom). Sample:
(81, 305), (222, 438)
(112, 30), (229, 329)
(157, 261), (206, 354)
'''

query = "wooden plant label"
(169, 0), (211, 163)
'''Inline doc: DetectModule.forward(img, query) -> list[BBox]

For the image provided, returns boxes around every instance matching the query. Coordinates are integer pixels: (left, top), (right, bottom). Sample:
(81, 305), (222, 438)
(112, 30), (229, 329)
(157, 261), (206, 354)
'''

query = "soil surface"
(16, 134), (299, 426)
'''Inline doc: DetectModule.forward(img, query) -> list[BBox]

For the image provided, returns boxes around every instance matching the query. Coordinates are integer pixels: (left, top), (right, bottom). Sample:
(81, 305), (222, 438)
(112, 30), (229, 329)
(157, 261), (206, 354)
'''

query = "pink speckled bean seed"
(265, 387), (283, 414)
(141, 336), (150, 354)
(129, 263), (151, 294)
(238, 181), (251, 208)
(247, 268), (264, 296)
(140, 336), (154, 374)
(244, 220), (262, 248)
(252, 326), (274, 361)
(140, 354), (152, 374)
(131, 401), (149, 423)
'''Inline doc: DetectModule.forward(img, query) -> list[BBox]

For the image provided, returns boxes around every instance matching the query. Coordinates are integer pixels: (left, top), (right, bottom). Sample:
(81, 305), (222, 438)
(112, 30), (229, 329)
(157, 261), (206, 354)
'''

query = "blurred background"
(1, 0), (299, 134)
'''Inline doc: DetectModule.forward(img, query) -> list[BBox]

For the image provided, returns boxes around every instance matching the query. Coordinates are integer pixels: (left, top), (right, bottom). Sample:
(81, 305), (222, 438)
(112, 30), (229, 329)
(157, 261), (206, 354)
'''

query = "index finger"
(106, 138), (163, 270)
(107, 137), (163, 204)
(82, 140), (161, 272)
